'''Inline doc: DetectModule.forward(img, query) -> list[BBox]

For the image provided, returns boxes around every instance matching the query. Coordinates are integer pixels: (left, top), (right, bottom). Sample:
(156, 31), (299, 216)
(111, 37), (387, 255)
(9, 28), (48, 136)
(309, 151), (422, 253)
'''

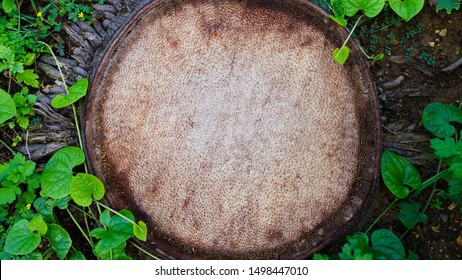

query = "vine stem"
(66, 208), (94, 248)
(128, 241), (161, 260)
(0, 139), (15, 154)
(366, 197), (399, 234)
(335, 15), (363, 59)
(40, 42), (88, 173)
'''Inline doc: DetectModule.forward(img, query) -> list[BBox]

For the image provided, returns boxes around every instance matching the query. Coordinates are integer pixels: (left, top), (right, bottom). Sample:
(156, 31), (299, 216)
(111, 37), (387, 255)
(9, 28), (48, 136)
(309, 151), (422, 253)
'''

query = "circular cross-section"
(84, 0), (380, 259)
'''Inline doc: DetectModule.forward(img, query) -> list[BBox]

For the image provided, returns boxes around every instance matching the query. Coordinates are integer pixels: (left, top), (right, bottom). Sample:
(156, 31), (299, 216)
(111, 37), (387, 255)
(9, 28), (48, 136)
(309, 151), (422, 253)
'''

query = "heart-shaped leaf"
(341, 0), (385, 18)
(333, 46), (350, 64)
(41, 147), (85, 199)
(370, 229), (405, 260)
(389, 0), (424, 22)
(134, 221), (148, 241)
(51, 78), (88, 108)
(329, 15), (348, 27)
(398, 201), (428, 229)
(29, 215), (48, 236)
(4, 220), (41, 255)
(0, 89), (17, 124)
(69, 251), (86, 260)
(381, 150), (422, 199)
(70, 173), (105, 207)
(44, 224), (72, 260)
(422, 102), (462, 138)
(90, 209), (135, 253)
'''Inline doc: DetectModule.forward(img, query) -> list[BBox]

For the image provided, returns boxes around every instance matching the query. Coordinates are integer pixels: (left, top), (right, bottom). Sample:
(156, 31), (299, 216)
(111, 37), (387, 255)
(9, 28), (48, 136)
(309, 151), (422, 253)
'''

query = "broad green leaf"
(134, 221), (147, 241)
(381, 151), (422, 199)
(436, 0), (461, 14)
(70, 173), (105, 207)
(341, 0), (385, 18)
(329, 15), (347, 27)
(29, 215), (48, 236)
(51, 78), (88, 108)
(4, 220), (41, 255)
(69, 251), (86, 260)
(33, 197), (70, 223)
(44, 224), (72, 260)
(2, 0), (15, 13)
(0, 89), (17, 124)
(422, 102), (462, 138)
(91, 209), (135, 253)
(0, 188), (16, 204)
(430, 137), (461, 158)
(96, 241), (132, 260)
(450, 162), (462, 179)
(389, 0), (424, 22)
(370, 229), (405, 260)
(21, 252), (43, 260)
(333, 46), (350, 64)
(447, 176), (462, 203)
(16, 69), (39, 88)
(41, 147), (85, 199)
(100, 209), (111, 227)
(398, 201), (428, 229)
(332, 0), (346, 17)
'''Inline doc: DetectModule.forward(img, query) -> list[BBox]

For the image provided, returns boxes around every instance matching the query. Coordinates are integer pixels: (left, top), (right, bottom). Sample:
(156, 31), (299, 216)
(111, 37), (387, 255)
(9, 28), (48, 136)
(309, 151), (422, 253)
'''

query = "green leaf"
(2, 0), (15, 13)
(381, 151), (422, 199)
(436, 0), (461, 14)
(16, 69), (39, 88)
(329, 15), (347, 27)
(430, 137), (461, 158)
(21, 252), (43, 260)
(333, 46), (350, 64)
(44, 224), (72, 260)
(389, 0), (424, 22)
(69, 251), (86, 260)
(422, 102), (462, 138)
(0, 188), (16, 204)
(100, 209), (111, 227)
(371, 53), (384, 60)
(96, 241), (132, 260)
(70, 173), (105, 207)
(33, 197), (70, 223)
(0, 89), (17, 124)
(398, 201), (428, 229)
(341, 0), (385, 18)
(91, 209), (135, 253)
(313, 253), (330, 260)
(134, 221), (147, 241)
(29, 215), (48, 236)
(16, 115), (29, 129)
(450, 162), (462, 179)
(40, 147), (85, 199)
(370, 229), (405, 260)
(51, 78), (88, 108)
(4, 220), (41, 255)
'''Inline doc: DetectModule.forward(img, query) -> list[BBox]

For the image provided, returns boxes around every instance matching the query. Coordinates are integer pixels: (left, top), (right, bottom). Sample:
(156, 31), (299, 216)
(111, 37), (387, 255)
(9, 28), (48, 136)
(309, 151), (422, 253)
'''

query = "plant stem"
(366, 197), (399, 234)
(128, 241), (161, 260)
(41, 41), (88, 172)
(0, 139), (15, 155)
(335, 15), (363, 58)
(66, 208), (94, 248)
(422, 161), (443, 214)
